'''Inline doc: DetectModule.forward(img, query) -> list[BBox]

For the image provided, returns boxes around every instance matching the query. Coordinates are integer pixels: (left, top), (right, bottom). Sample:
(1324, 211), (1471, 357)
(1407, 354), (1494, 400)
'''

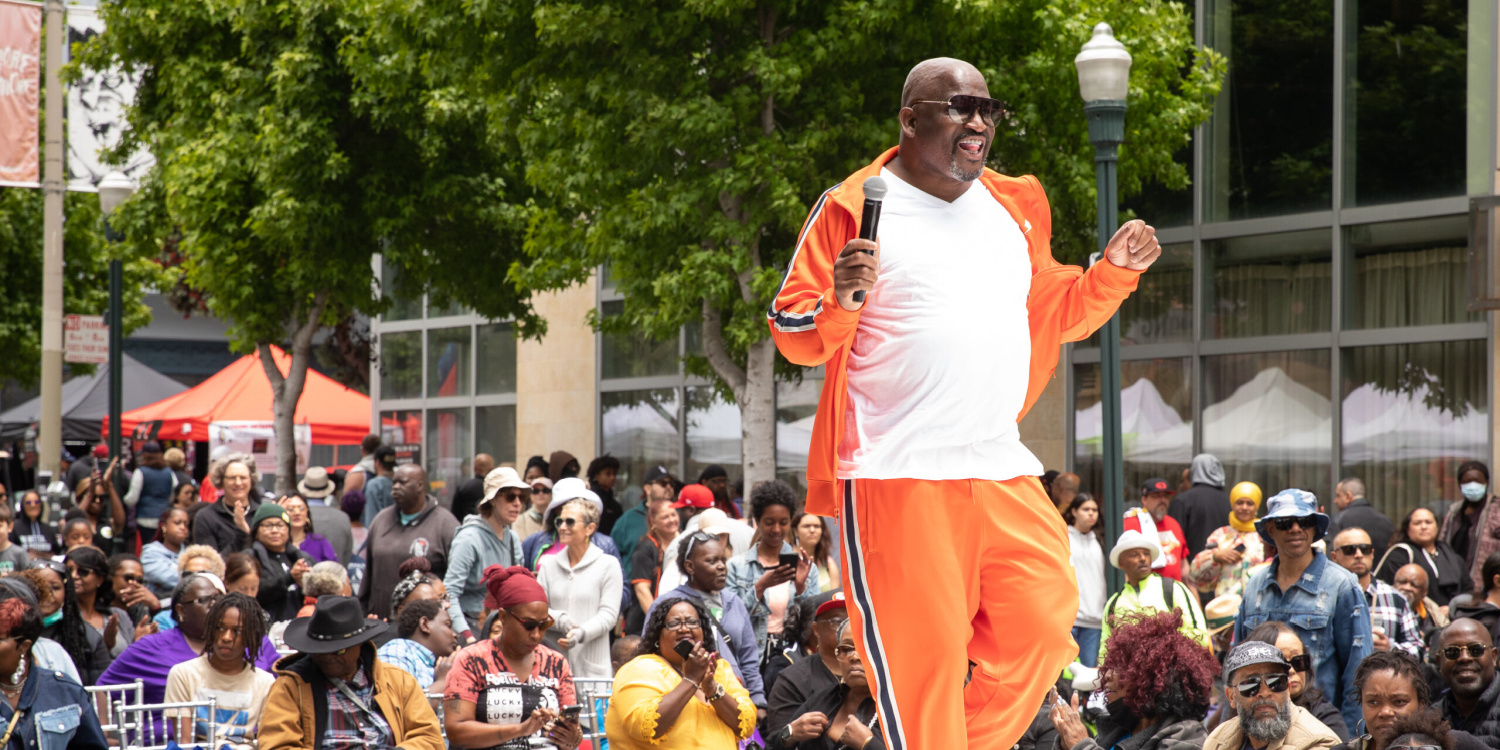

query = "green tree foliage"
(73, 0), (535, 490)
(0, 187), (155, 385)
(358, 0), (1223, 486)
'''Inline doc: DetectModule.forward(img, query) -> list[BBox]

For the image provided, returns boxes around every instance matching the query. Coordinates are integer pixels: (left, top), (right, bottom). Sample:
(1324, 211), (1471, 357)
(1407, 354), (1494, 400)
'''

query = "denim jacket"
(0, 666), (107, 750)
(1232, 551), (1372, 733)
(726, 542), (821, 653)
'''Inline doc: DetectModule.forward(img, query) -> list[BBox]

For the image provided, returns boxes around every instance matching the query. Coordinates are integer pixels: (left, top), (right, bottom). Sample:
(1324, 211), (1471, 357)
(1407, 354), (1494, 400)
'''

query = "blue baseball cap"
(1254, 488), (1329, 544)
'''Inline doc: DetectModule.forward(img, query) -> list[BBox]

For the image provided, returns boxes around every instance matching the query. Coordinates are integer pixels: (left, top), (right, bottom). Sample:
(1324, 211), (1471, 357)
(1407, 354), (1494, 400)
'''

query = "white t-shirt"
(164, 655), (276, 750)
(838, 168), (1042, 481)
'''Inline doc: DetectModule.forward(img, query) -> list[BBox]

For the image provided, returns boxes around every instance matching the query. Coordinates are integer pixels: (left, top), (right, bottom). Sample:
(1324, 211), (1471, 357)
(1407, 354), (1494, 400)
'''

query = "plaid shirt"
(1366, 578), (1426, 660)
(377, 638), (437, 691)
(323, 666), (396, 750)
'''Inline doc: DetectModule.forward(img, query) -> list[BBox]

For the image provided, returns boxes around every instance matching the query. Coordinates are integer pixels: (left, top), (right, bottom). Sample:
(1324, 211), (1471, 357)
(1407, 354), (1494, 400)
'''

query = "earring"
(11, 659), (24, 684)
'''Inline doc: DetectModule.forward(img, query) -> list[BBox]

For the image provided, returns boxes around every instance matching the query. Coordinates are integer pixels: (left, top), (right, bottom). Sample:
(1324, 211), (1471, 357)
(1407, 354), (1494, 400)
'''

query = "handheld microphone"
(852, 176), (886, 304)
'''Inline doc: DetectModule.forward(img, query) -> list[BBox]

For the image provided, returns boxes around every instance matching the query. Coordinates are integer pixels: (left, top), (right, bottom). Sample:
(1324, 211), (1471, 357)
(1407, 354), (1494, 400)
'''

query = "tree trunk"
(257, 292), (328, 495)
(738, 338), (777, 492)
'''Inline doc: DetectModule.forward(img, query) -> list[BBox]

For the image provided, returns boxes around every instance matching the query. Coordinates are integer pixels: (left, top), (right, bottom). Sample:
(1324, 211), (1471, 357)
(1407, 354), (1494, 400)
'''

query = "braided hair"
(200, 592), (268, 665)
(634, 596), (718, 661)
(39, 561), (93, 673)
(390, 557), (441, 618)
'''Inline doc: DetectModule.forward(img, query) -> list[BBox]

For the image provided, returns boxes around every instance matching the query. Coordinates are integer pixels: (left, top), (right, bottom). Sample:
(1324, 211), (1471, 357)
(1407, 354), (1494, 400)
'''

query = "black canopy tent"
(0, 353), (187, 442)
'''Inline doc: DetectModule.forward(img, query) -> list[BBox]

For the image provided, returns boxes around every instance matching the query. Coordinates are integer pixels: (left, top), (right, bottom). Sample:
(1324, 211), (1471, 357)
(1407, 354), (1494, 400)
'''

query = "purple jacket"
(295, 533), (339, 564)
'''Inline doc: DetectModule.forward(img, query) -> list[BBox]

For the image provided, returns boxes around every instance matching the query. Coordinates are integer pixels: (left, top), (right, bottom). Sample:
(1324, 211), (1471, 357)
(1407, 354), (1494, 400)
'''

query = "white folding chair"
(572, 678), (613, 745)
(113, 698), (217, 750)
(85, 681), (144, 739)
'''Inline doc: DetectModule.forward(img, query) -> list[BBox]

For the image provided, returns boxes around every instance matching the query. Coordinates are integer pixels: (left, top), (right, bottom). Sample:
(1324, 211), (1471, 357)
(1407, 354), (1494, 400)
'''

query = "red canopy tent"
(103, 346), (371, 444)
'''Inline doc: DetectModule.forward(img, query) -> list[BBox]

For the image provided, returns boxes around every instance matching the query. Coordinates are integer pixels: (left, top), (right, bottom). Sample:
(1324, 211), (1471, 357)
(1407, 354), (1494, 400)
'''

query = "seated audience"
(608, 595), (756, 749)
(109, 553), (161, 638)
(443, 566), (582, 749)
(12, 490), (58, 561)
(165, 593), (275, 750)
(1372, 712), (1465, 750)
(1346, 651), (1487, 750)
(1436, 618), (1500, 747)
(390, 557), (449, 620)
(223, 552), (261, 598)
(1391, 564), (1450, 643)
(66, 546), (138, 658)
(1, 573), (78, 682)
(296, 561), (351, 618)
(33, 559), (110, 683)
(727, 481), (817, 657)
(377, 598), (459, 693)
(260, 596), (445, 750)
(1049, 610), (1218, 750)
(767, 591), (848, 747)
(142, 507), (192, 598)
(246, 503), (311, 622)
(0, 598), (107, 750)
(612, 635), (641, 675)
(777, 620), (882, 750)
(1246, 620), (1349, 740)
(1201, 640), (1340, 750)
(279, 493), (337, 564)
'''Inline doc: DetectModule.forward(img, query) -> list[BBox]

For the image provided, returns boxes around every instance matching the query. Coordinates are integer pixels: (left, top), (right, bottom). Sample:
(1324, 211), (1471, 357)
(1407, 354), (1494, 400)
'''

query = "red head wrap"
(482, 565), (547, 610)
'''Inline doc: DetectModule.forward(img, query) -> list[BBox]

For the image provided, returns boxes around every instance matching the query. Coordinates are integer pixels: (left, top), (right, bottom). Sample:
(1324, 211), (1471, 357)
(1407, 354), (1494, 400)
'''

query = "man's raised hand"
(1103, 219), (1161, 271)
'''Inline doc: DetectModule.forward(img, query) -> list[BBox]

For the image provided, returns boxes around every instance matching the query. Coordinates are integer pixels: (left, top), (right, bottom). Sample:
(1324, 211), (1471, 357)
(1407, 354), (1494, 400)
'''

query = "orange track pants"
(839, 476), (1079, 750)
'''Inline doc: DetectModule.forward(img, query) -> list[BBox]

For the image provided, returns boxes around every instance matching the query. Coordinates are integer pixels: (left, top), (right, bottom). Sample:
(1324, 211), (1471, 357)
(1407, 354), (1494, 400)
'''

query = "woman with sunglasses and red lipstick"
(608, 595), (755, 749)
(444, 565), (581, 750)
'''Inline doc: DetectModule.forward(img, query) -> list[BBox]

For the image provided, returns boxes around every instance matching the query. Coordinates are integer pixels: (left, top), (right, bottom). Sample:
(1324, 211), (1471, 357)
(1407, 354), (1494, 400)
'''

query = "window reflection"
(379, 331), (422, 400)
(1202, 351), (1332, 499)
(600, 300), (678, 379)
(601, 389), (680, 504)
(1344, 0), (1466, 206)
(1204, 0), (1333, 219)
(685, 387), (742, 491)
(1342, 341), (1485, 521)
(426, 408), (471, 506)
(476, 405), (516, 468)
(776, 373), (823, 495)
(378, 410), (422, 449)
(1073, 359), (1193, 506)
(1344, 216), (1476, 329)
(1204, 229), (1331, 338)
(427, 327), (472, 398)
(381, 262), (422, 322)
(477, 323), (517, 395)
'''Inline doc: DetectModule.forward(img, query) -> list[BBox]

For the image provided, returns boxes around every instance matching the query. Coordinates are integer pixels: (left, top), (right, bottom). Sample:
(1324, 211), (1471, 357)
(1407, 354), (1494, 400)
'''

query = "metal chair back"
(426, 692), (445, 738)
(84, 681), (144, 737)
(114, 698), (218, 750)
(573, 678), (614, 745)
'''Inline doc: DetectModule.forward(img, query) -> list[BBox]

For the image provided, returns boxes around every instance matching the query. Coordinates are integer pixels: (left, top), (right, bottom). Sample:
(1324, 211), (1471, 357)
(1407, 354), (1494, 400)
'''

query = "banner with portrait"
(65, 7), (153, 191)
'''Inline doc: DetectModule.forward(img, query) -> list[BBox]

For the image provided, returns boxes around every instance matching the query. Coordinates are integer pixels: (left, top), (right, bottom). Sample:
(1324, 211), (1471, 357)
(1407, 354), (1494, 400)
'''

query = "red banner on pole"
(0, 0), (39, 187)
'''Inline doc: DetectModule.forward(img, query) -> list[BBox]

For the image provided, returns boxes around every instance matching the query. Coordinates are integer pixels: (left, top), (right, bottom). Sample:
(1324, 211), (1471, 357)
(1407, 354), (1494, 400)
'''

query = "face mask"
(1462, 482), (1488, 502)
(42, 610), (61, 627)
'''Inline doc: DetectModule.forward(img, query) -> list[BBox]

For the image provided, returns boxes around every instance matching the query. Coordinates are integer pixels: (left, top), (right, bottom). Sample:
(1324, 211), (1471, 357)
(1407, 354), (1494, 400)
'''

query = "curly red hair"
(1101, 609), (1218, 720)
(0, 598), (28, 638)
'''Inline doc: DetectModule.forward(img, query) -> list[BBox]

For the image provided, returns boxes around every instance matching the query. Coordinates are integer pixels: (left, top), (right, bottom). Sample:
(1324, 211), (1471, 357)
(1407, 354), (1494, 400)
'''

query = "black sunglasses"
(554, 517), (579, 529)
(1272, 516), (1319, 532)
(29, 560), (65, 575)
(1335, 544), (1373, 556)
(1234, 673), (1289, 698)
(1286, 654), (1311, 673)
(531, 487), (552, 495)
(1444, 644), (1490, 661)
(910, 95), (1007, 127)
(504, 609), (554, 633)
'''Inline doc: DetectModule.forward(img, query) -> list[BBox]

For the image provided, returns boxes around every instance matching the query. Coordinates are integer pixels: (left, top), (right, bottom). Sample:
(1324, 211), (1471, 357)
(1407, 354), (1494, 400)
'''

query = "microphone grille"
(862, 175), (888, 201)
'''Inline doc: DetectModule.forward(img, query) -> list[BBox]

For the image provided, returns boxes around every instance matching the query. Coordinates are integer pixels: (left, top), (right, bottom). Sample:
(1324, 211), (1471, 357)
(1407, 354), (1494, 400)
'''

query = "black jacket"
(251, 541), (308, 622)
(788, 680), (884, 750)
(1167, 483), (1231, 560)
(1376, 540), (1472, 607)
(449, 475), (485, 521)
(1441, 674), (1500, 748)
(766, 655), (839, 746)
(591, 481), (623, 535)
(192, 495), (259, 554)
(1327, 499), (1396, 555)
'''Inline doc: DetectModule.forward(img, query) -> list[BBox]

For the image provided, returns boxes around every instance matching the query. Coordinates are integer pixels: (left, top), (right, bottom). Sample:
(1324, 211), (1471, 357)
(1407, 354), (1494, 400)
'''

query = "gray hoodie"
(443, 513), (522, 636)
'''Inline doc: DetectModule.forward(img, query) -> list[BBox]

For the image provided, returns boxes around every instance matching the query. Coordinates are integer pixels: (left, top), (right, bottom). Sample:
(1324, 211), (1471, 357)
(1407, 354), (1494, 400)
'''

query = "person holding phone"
(608, 596), (756, 749)
(444, 565), (581, 750)
(1189, 482), (1270, 599)
(727, 480), (818, 655)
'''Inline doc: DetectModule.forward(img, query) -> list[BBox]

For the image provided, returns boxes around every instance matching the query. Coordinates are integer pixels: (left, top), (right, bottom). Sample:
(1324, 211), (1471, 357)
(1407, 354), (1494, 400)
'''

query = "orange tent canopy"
(103, 345), (371, 445)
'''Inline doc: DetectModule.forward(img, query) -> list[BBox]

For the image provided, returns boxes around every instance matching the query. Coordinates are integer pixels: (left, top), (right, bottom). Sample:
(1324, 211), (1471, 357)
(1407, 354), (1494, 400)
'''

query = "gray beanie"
(1222, 640), (1289, 683)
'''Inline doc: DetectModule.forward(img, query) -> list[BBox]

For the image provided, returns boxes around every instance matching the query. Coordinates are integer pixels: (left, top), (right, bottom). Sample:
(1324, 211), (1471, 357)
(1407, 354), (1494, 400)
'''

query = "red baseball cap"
(814, 591), (847, 619)
(671, 484), (715, 509)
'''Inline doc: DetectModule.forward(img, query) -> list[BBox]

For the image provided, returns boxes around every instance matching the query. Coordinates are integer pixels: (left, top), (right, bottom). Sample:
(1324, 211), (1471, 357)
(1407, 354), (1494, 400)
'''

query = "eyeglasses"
(1234, 673), (1290, 698)
(1335, 544), (1373, 556)
(1272, 516), (1319, 532)
(531, 488), (552, 495)
(555, 517), (578, 529)
(504, 610), (555, 633)
(834, 645), (859, 658)
(259, 521), (289, 531)
(188, 594), (223, 608)
(909, 95), (1007, 127)
(1444, 644), (1491, 661)
(664, 618), (701, 631)
(1286, 654), (1311, 673)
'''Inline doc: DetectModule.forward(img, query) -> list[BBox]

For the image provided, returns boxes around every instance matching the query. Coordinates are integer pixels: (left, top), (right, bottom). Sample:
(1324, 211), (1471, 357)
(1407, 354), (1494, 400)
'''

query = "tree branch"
(701, 297), (746, 398)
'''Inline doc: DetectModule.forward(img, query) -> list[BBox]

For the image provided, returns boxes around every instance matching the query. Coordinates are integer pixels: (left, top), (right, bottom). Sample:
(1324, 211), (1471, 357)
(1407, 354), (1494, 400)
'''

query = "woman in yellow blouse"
(607, 596), (757, 749)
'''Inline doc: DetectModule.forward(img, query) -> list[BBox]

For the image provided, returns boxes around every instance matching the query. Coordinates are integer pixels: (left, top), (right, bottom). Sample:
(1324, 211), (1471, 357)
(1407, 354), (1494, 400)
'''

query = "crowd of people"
(18, 437), (1500, 750)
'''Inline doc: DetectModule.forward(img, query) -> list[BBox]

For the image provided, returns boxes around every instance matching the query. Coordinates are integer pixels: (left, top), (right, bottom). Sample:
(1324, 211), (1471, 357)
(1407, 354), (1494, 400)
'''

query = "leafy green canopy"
(358, 0), (1222, 370)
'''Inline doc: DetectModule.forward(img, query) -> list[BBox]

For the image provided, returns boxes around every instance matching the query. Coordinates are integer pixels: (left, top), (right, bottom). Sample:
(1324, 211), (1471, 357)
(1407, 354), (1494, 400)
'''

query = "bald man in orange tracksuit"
(767, 66), (1156, 750)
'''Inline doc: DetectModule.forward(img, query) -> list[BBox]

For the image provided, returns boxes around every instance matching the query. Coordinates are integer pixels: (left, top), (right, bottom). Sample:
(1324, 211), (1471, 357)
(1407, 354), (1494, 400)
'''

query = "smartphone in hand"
(778, 552), (799, 570)
(674, 639), (696, 660)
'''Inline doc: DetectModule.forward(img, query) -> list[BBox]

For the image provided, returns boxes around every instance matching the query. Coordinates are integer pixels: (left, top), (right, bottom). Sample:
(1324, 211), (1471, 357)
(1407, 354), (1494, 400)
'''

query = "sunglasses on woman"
(555, 517), (579, 529)
(505, 610), (555, 633)
(909, 95), (1007, 127)
(1286, 654), (1310, 673)
(1234, 673), (1289, 698)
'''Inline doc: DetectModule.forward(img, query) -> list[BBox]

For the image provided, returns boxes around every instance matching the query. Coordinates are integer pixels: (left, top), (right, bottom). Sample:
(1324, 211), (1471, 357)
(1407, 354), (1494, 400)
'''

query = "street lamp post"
(98, 171), (136, 463)
(1076, 22), (1132, 595)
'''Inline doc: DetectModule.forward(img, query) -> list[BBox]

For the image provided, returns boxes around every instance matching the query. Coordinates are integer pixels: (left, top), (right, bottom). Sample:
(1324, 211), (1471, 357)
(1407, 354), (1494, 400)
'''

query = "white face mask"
(1462, 482), (1488, 502)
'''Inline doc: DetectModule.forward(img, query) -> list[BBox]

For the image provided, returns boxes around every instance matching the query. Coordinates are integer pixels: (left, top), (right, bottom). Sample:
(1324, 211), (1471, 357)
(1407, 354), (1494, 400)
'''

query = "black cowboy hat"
(282, 596), (389, 654)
